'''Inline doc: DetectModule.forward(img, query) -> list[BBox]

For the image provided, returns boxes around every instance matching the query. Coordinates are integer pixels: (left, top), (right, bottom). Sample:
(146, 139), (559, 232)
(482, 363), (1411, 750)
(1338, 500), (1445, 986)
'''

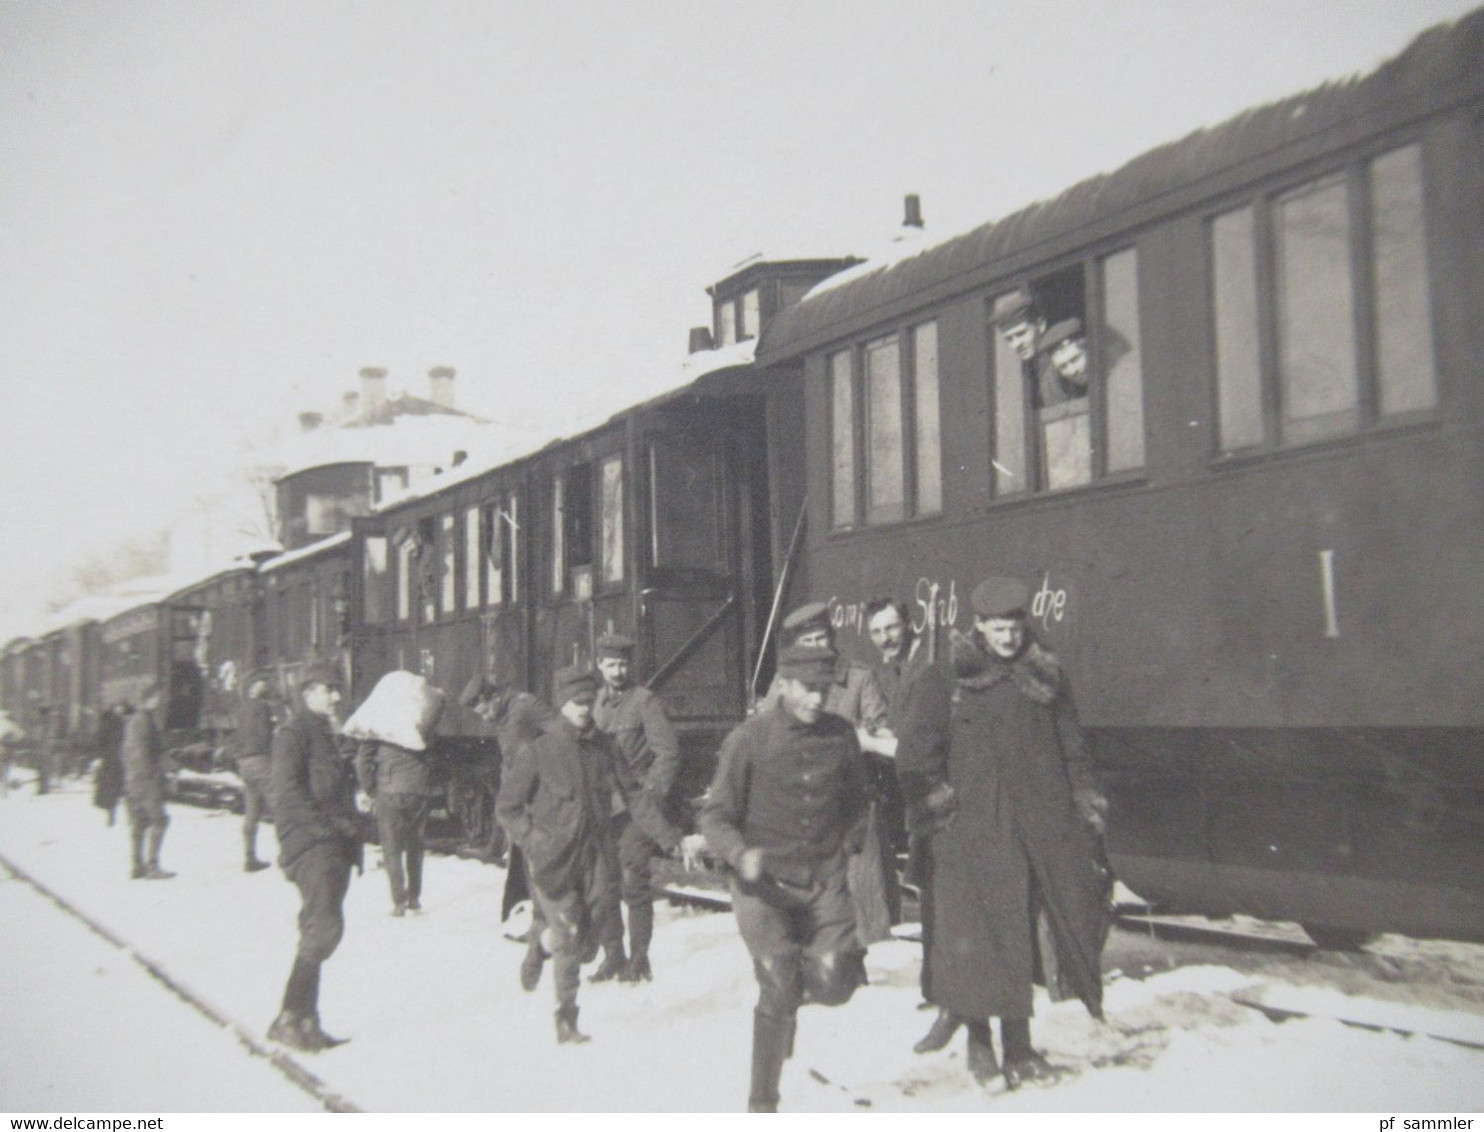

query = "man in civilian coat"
(123, 686), (173, 880)
(268, 662), (361, 1053)
(496, 666), (621, 1044)
(700, 643), (872, 1113)
(898, 576), (1110, 1088)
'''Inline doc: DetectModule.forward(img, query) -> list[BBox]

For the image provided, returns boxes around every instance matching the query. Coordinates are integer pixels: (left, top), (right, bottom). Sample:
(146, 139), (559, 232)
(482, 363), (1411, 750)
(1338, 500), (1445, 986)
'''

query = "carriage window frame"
(1206, 138), (1440, 459)
(986, 251), (1146, 500)
(827, 318), (943, 531)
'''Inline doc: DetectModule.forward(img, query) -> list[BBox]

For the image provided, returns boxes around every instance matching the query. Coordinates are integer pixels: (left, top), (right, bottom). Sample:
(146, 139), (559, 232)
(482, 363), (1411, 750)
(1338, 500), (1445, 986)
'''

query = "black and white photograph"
(1, 0), (1482, 1116)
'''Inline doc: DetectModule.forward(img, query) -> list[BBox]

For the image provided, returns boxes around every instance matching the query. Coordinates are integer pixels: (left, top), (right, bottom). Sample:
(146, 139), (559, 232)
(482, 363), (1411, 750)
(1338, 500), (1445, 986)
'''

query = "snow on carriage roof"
(368, 338), (764, 514)
(257, 530), (352, 573)
(761, 8), (1484, 362)
(269, 406), (533, 481)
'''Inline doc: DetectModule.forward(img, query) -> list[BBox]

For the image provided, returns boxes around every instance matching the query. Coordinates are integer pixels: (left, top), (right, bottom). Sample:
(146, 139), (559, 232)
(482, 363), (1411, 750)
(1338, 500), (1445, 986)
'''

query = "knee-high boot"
(748, 1008), (795, 1113)
(624, 900), (654, 981)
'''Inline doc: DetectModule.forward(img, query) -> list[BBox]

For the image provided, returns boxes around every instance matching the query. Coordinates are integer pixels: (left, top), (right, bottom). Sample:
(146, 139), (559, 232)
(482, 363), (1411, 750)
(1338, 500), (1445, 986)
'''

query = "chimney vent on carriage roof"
(903, 194), (924, 228)
(688, 326), (715, 355)
(359, 367), (388, 416)
(429, 366), (456, 410)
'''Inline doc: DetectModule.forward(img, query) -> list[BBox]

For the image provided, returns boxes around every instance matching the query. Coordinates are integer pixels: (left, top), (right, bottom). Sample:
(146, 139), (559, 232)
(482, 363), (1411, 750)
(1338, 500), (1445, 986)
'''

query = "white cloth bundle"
(342, 671), (446, 752)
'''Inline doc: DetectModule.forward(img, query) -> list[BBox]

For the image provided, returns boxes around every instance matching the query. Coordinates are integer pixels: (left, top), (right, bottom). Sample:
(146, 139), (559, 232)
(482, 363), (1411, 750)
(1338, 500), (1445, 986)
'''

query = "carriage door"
(641, 419), (753, 723)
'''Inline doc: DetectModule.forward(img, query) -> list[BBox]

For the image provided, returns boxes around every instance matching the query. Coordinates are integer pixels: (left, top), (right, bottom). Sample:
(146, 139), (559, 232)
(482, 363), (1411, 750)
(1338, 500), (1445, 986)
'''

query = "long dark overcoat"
(905, 636), (1108, 1022)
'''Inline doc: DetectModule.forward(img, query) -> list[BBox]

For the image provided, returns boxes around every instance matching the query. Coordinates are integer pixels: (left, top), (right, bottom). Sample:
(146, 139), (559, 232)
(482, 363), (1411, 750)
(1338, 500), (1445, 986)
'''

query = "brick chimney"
(904, 194), (924, 228)
(297, 411), (324, 433)
(360, 366), (388, 416)
(429, 366), (456, 410)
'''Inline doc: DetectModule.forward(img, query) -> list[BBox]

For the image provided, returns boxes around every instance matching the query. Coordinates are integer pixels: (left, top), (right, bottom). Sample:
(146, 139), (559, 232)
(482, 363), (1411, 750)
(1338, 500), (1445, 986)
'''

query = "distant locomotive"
(3, 12), (1479, 943)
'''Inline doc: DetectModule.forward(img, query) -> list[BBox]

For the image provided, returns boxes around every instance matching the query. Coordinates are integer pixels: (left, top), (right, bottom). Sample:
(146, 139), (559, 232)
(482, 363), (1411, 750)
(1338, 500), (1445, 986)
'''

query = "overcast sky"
(1, 0), (1477, 638)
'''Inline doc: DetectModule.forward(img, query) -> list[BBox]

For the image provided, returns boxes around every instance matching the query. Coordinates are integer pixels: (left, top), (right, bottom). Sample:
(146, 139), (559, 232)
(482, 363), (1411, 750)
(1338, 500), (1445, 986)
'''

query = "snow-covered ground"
(1, 773), (1481, 1113)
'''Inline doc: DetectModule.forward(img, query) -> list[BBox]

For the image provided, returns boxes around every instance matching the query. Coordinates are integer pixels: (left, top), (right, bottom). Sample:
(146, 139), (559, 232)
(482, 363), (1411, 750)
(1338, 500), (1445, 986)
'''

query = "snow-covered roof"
(258, 530), (353, 573)
(269, 412), (527, 481)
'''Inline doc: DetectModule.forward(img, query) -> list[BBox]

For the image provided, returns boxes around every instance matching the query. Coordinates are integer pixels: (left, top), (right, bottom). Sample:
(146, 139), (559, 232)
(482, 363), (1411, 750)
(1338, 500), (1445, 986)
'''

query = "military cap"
(775, 643), (838, 683)
(1038, 317), (1084, 354)
(782, 601), (831, 637)
(990, 289), (1035, 327)
(552, 665), (598, 707)
(595, 632), (636, 659)
(970, 576), (1031, 618)
(245, 667), (275, 688)
(458, 673), (496, 708)
(298, 661), (344, 690)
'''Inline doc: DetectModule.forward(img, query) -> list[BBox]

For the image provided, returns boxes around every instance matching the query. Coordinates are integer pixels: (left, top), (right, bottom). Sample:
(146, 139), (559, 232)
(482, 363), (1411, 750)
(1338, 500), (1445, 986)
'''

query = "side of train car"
(347, 256), (853, 809)
(756, 14), (1484, 943)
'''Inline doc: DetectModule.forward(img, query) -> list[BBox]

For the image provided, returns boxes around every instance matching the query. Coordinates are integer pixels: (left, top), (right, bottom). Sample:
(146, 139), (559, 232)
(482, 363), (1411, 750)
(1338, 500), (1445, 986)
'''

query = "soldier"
(355, 734), (436, 917)
(267, 662), (360, 1053)
(495, 666), (621, 1044)
(902, 577), (1110, 1088)
(236, 670), (276, 873)
(123, 686), (174, 880)
(590, 632), (699, 982)
(758, 602), (888, 732)
(460, 673), (555, 987)
(91, 703), (127, 827)
(1038, 317), (1091, 395)
(991, 289), (1061, 408)
(699, 644), (872, 1113)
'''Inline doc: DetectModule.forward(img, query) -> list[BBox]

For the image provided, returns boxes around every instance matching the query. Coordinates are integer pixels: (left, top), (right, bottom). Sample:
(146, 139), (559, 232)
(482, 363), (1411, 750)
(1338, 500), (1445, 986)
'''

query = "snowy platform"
(2, 779), (1482, 1112)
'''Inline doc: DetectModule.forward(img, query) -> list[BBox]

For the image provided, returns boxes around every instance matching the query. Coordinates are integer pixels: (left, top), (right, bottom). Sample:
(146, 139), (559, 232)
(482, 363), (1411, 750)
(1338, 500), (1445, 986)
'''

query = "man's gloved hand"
(737, 847), (766, 883)
(679, 833), (707, 872)
(1074, 787), (1109, 836)
(909, 780), (958, 836)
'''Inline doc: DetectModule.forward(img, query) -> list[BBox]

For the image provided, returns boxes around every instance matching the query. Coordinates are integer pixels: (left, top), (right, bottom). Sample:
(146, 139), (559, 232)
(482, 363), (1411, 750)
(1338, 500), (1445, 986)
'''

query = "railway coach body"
(757, 13), (1484, 941)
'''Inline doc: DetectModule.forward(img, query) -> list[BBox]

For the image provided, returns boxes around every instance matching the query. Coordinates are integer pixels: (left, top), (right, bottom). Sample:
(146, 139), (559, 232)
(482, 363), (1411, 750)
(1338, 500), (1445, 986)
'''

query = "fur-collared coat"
(899, 630), (1110, 1021)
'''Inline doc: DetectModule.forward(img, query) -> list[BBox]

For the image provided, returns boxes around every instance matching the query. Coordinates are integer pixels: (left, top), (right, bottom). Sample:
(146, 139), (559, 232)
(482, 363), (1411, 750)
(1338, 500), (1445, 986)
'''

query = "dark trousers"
(502, 843), (531, 921)
(731, 857), (863, 1018)
(286, 842), (353, 963)
(376, 793), (430, 907)
(907, 832), (937, 1000)
(530, 848), (619, 1011)
(239, 757), (273, 857)
(601, 813), (659, 954)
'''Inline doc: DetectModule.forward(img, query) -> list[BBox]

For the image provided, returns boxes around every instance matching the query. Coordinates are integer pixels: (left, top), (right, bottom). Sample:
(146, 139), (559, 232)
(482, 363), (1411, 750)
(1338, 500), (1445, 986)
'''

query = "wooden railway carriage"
(756, 14), (1484, 942)
(258, 532), (354, 696)
(349, 257), (855, 833)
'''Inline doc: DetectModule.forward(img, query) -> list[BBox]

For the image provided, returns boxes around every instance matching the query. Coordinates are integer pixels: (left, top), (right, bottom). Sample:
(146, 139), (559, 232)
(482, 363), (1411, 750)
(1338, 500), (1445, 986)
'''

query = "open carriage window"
(599, 455), (624, 587)
(988, 254), (1144, 495)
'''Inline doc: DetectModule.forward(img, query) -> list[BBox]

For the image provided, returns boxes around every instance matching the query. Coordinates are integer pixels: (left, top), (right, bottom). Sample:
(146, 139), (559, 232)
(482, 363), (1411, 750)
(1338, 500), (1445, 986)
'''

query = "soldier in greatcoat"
(591, 632), (701, 982)
(355, 736), (437, 916)
(898, 576), (1111, 1088)
(91, 703), (127, 826)
(236, 670), (276, 873)
(495, 665), (621, 1044)
(700, 644), (872, 1113)
(123, 686), (174, 880)
(268, 662), (361, 1053)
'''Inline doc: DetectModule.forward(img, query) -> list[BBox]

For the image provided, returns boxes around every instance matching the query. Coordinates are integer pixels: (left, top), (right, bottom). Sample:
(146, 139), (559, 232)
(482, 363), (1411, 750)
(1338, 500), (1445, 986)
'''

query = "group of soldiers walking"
(58, 571), (1112, 1112)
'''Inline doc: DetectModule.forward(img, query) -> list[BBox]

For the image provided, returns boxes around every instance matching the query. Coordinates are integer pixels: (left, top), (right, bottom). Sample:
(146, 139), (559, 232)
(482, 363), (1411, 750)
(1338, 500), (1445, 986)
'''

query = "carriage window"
(440, 514), (456, 615)
(913, 321), (942, 515)
(1208, 145), (1436, 456)
(1370, 144), (1437, 416)
(363, 537), (388, 624)
(1211, 207), (1264, 451)
(990, 295), (1028, 496)
(651, 437), (720, 570)
(396, 537), (413, 622)
(1101, 248), (1146, 473)
(483, 501), (504, 606)
(865, 335), (905, 524)
(418, 517), (437, 622)
(463, 506), (481, 609)
(1275, 174), (1359, 444)
(718, 300), (737, 347)
(599, 455), (625, 586)
(740, 289), (760, 340)
(830, 350), (855, 528)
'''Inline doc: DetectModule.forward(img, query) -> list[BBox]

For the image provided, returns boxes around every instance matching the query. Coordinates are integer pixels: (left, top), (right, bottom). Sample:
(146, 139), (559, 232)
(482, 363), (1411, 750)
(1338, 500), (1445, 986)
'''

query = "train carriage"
(756, 13), (1484, 942)
(258, 532), (354, 695)
(349, 257), (855, 834)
